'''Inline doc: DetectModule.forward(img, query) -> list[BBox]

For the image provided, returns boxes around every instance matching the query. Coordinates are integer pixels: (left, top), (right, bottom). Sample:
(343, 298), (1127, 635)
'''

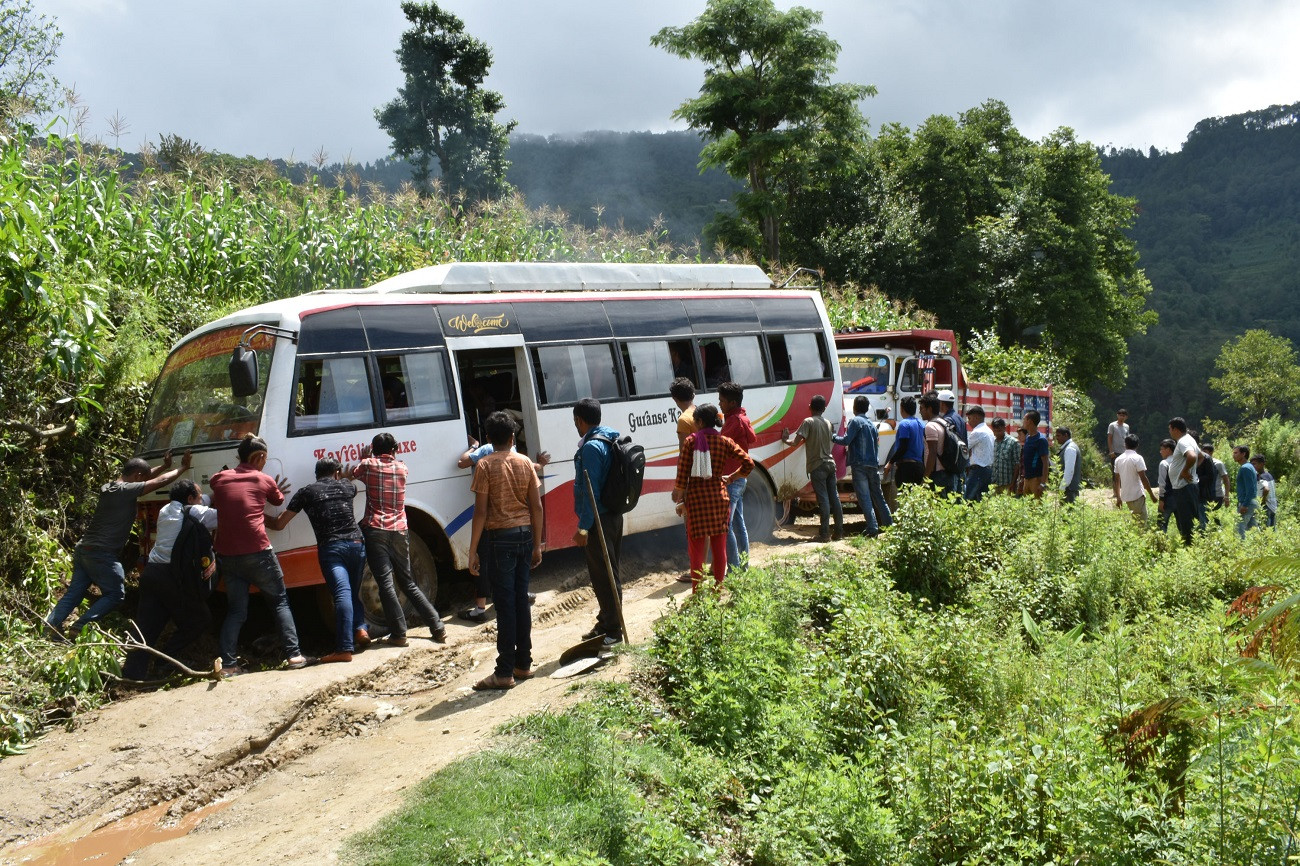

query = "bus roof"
(365, 262), (774, 294)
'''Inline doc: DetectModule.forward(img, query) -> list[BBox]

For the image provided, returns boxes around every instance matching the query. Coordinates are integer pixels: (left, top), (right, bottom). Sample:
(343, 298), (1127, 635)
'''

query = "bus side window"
(667, 338), (697, 387)
(378, 351), (456, 423)
(699, 338), (731, 388)
(722, 335), (767, 386)
(766, 335), (793, 382)
(294, 356), (375, 431)
(621, 341), (674, 397)
(784, 333), (826, 381)
(532, 344), (621, 406)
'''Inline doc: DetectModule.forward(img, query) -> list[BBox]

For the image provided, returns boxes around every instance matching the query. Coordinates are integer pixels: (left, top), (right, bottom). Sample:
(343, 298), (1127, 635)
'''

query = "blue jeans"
(725, 478), (749, 569)
(851, 465), (890, 535)
(218, 549), (301, 667)
(1237, 505), (1258, 540)
(47, 547), (126, 631)
(362, 526), (443, 638)
(319, 538), (366, 653)
(964, 465), (992, 502)
(488, 527), (533, 678)
(810, 461), (843, 537)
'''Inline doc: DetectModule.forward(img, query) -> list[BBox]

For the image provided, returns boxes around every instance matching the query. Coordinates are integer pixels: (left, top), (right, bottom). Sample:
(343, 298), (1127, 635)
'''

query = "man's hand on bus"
(572, 529), (588, 547)
(359, 444), (372, 460)
(180, 449), (193, 472)
(160, 449), (174, 470)
(274, 474), (292, 496)
(536, 451), (551, 467)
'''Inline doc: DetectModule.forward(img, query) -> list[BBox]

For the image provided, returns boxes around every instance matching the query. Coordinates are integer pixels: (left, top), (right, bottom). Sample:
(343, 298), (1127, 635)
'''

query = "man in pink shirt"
(718, 382), (758, 570)
(350, 432), (446, 645)
(209, 434), (303, 676)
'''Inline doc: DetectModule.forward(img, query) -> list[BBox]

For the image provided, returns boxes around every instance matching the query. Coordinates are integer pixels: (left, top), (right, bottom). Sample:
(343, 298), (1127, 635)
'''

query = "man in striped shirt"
(350, 432), (446, 646)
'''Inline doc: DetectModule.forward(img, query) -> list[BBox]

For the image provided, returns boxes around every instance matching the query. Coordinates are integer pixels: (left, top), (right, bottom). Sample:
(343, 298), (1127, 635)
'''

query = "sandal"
(473, 674), (515, 691)
(513, 668), (535, 680)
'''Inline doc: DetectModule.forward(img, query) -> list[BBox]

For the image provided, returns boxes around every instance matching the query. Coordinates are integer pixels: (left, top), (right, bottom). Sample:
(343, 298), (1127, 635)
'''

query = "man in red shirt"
(210, 434), (304, 676)
(350, 432), (446, 646)
(718, 382), (758, 570)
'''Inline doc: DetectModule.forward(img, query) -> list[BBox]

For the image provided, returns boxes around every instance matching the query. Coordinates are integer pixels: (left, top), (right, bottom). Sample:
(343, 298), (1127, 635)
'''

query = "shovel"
(556, 471), (626, 668)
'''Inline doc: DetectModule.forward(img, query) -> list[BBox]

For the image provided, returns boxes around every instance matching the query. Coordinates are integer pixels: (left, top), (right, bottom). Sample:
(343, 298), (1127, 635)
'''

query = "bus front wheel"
(358, 531), (440, 633)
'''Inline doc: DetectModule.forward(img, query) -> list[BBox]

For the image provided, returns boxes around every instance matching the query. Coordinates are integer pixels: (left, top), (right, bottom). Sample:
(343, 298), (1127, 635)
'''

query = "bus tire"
(358, 531), (440, 631)
(743, 469), (779, 543)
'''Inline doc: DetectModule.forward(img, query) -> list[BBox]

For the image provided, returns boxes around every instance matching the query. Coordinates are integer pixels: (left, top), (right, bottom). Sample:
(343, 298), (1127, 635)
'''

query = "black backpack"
(171, 506), (217, 597)
(591, 434), (646, 515)
(936, 417), (968, 473)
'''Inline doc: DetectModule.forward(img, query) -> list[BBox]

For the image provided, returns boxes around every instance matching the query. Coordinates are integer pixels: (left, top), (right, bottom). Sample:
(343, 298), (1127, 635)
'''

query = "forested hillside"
(1094, 103), (1300, 428)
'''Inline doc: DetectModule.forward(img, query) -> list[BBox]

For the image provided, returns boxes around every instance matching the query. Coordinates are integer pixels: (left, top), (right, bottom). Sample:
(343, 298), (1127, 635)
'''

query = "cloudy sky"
(38, 0), (1299, 164)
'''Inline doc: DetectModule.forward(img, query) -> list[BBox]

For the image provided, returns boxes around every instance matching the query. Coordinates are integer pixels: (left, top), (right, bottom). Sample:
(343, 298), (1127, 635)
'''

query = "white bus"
(135, 262), (841, 621)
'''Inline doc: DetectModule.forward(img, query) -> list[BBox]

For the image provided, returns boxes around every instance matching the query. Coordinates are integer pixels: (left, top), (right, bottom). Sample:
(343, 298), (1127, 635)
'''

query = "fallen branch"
(0, 418), (74, 440)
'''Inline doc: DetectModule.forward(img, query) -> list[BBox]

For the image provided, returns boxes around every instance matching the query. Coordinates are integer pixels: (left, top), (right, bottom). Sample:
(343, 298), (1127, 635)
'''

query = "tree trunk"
(747, 162), (780, 265)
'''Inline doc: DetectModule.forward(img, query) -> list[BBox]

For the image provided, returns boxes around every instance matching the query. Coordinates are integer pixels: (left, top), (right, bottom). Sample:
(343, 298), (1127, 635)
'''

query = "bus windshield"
(139, 326), (275, 455)
(839, 352), (891, 395)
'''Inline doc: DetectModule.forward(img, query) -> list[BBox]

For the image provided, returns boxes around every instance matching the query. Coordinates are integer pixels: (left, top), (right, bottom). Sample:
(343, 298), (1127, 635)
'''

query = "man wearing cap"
(963, 406), (995, 502)
(937, 389), (967, 445)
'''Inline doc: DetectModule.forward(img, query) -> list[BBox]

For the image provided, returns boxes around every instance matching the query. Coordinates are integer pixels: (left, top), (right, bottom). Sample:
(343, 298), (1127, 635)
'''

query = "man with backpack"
(122, 478), (216, 680)
(268, 457), (367, 663)
(919, 395), (963, 496)
(573, 398), (626, 646)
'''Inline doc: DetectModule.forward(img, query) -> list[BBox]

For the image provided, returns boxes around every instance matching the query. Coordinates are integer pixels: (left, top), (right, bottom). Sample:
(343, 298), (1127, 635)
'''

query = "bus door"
(445, 338), (541, 463)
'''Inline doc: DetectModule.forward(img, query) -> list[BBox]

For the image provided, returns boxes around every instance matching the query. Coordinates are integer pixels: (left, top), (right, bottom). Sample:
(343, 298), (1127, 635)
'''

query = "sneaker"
(354, 628), (371, 648)
(602, 634), (623, 647)
(458, 607), (490, 624)
(581, 626), (606, 641)
(319, 651), (353, 664)
(286, 655), (308, 670)
(431, 628), (448, 644)
(385, 635), (409, 647)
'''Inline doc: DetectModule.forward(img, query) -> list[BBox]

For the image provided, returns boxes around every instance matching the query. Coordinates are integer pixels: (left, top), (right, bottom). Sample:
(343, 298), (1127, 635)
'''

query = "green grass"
(343, 491), (1300, 865)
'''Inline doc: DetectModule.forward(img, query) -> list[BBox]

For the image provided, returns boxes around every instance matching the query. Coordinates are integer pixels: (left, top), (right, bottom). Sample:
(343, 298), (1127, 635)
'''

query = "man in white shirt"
(1166, 416), (1200, 546)
(963, 406), (995, 502)
(1205, 445), (1229, 508)
(1112, 433), (1156, 520)
(1106, 409), (1130, 465)
(1055, 427), (1083, 503)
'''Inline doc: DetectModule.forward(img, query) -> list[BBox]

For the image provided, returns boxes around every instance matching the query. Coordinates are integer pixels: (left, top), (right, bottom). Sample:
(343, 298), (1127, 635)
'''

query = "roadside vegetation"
(347, 490), (1300, 864)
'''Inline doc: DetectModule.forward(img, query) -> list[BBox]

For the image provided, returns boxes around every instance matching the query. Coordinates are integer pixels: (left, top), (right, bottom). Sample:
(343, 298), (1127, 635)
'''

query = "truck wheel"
(358, 532), (440, 630)
(744, 470), (779, 543)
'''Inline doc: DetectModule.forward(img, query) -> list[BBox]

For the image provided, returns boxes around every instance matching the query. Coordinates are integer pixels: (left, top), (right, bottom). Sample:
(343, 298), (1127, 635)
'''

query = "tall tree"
(0, 0), (62, 122)
(652, 0), (873, 264)
(375, 1), (515, 201)
(812, 101), (1155, 389)
(1209, 329), (1300, 420)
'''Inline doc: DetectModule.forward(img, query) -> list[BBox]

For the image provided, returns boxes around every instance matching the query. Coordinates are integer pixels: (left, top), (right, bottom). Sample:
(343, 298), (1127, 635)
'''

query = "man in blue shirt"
(573, 398), (623, 646)
(1233, 445), (1258, 539)
(884, 396), (926, 487)
(1021, 410), (1050, 499)
(834, 395), (891, 537)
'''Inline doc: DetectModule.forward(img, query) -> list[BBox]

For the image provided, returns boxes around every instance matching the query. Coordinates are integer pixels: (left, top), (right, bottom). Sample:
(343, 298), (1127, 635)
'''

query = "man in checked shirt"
(349, 432), (447, 645)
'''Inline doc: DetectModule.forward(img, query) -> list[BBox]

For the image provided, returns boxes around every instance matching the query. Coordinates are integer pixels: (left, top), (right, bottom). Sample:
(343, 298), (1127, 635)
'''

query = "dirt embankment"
(2, 517), (868, 866)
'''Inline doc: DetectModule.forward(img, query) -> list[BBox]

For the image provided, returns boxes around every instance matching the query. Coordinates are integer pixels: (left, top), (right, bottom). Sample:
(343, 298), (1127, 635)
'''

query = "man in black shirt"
(269, 458), (366, 662)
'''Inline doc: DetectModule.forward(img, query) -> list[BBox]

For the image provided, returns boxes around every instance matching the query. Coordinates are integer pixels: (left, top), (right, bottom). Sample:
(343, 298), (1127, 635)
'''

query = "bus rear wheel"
(743, 470), (779, 544)
(358, 532), (440, 632)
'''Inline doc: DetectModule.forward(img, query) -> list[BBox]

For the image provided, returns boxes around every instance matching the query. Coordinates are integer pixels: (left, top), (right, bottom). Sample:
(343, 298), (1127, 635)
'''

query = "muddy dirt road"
(2, 517), (867, 866)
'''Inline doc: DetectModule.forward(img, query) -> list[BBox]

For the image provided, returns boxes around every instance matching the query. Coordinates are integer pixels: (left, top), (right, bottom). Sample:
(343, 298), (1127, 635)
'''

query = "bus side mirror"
(229, 346), (259, 397)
